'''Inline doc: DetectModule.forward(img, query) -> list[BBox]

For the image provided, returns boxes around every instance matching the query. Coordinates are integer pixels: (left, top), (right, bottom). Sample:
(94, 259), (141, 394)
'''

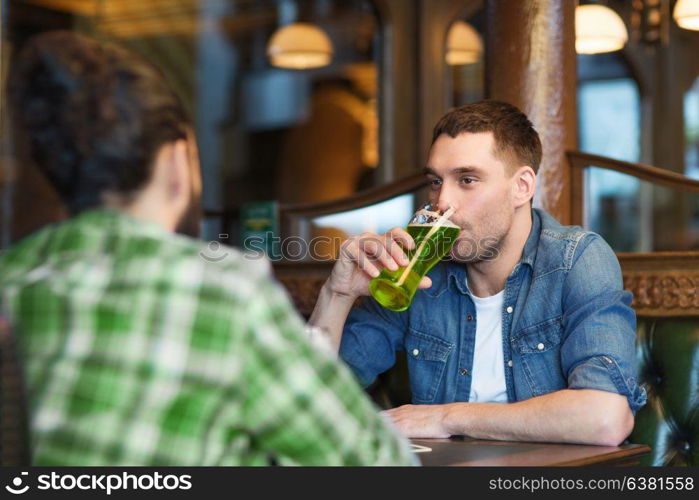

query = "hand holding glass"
(369, 204), (459, 311)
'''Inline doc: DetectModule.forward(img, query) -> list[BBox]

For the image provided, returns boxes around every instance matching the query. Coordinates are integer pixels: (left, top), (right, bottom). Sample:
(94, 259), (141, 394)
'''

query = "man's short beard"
(449, 232), (506, 264)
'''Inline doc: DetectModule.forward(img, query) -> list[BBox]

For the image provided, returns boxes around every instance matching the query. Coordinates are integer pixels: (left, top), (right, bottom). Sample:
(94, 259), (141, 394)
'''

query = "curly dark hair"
(8, 31), (191, 213)
(432, 100), (542, 174)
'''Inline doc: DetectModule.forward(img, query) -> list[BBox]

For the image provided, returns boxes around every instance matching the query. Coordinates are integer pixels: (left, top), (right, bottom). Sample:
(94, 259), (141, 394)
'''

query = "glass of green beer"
(369, 203), (459, 311)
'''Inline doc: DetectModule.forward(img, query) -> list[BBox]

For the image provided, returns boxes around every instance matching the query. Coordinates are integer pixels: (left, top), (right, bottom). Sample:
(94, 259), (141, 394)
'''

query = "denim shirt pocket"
(405, 328), (453, 403)
(512, 317), (566, 397)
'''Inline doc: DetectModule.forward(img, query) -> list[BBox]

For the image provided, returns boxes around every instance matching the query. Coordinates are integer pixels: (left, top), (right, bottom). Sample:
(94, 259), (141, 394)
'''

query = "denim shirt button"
(412, 348), (420, 356)
(460, 368), (468, 375)
(507, 360), (513, 367)
(537, 343), (545, 350)
(506, 306), (513, 314)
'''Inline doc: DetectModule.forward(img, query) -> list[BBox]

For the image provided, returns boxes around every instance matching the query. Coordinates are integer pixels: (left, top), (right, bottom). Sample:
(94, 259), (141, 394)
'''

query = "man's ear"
(184, 131), (202, 198)
(512, 166), (536, 208)
(168, 139), (190, 201)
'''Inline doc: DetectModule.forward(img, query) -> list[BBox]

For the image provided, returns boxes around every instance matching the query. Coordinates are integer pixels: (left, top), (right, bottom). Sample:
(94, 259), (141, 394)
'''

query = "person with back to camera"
(0, 30), (416, 466)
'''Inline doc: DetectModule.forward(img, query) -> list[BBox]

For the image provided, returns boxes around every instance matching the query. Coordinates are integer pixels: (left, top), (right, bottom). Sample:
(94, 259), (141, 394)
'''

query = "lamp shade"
(267, 22), (333, 69)
(674, 0), (699, 30)
(575, 4), (628, 54)
(446, 21), (483, 65)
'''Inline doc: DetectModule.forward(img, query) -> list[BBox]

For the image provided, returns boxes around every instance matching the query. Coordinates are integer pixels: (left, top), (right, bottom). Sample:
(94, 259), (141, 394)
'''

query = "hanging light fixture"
(445, 21), (483, 65)
(575, 4), (628, 54)
(267, 22), (333, 69)
(674, 0), (699, 30)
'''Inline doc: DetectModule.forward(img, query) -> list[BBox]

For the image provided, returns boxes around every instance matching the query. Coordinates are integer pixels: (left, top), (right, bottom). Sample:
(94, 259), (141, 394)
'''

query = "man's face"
(425, 132), (516, 263)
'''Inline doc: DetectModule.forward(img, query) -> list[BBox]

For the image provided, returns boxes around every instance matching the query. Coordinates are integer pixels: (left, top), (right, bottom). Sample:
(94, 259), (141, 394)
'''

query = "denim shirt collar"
(520, 207), (542, 268)
(444, 208), (542, 296)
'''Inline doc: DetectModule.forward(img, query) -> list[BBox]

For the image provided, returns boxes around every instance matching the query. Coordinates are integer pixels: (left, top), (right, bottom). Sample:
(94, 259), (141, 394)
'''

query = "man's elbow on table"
(587, 392), (635, 446)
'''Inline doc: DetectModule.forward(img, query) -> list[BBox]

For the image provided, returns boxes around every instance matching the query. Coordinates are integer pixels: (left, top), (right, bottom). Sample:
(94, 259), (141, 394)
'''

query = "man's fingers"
(339, 231), (417, 278)
(387, 227), (415, 251)
(356, 252), (381, 278)
(418, 276), (432, 289)
(386, 236), (410, 267)
(385, 227), (414, 266)
(358, 236), (398, 271)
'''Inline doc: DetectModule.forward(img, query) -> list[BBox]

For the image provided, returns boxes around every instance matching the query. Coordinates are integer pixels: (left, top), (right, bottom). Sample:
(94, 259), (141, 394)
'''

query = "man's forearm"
(307, 283), (356, 353)
(442, 389), (634, 446)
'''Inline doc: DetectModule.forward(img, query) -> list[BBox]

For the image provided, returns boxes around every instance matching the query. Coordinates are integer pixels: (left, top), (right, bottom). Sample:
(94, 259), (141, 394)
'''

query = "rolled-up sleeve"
(340, 296), (408, 388)
(561, 234), (647, 413)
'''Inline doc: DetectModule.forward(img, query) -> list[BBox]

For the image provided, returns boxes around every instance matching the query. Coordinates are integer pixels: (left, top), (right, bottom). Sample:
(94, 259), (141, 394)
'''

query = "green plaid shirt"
(0, 209), (415, 466)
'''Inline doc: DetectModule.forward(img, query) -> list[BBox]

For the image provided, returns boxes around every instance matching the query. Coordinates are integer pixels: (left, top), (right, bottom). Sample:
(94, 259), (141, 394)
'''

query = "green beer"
(369, 209), (460, 311)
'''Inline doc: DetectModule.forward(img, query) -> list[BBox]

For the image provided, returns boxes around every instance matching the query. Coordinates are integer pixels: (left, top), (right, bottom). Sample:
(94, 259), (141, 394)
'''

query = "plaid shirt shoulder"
(0, 209), (415, 466)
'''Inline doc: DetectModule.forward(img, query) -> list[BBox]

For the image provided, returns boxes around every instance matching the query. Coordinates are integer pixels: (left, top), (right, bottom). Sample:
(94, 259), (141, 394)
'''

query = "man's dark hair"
(432, 100), (542, 174)
(9, 31), (191, 213)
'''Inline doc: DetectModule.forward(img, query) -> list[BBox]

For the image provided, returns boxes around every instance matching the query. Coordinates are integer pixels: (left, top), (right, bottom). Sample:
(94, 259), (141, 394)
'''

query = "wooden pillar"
(485, 0), (577, 224)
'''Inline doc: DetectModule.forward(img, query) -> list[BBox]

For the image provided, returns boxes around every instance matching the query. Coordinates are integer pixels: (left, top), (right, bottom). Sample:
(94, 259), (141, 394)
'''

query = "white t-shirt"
(468, 289), (508, 403)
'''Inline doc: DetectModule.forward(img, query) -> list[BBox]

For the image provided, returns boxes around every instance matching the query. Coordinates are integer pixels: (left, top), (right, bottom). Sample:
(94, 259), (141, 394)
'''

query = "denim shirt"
(340, 208), (647, 413)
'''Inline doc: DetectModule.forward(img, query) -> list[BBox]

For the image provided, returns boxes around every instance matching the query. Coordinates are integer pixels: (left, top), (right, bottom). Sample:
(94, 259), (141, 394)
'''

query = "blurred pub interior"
(4, 1), (699, 470)
(1, 0), (699, 254)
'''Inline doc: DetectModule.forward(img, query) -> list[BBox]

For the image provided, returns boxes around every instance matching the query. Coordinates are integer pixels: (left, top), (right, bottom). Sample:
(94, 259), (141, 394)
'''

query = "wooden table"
(412, 437), (651, 466)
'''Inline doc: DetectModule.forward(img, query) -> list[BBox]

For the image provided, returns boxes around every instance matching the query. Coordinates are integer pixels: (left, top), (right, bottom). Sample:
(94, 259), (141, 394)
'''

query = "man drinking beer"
(309, 100), (646, 446)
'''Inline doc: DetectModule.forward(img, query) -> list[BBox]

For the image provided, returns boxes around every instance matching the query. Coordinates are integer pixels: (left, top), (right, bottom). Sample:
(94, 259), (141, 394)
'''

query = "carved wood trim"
(619, 252), (699, 317)
(275, 276), (327, 318)
(273, 262), (334, 318)
(274, 254), (699, 319)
